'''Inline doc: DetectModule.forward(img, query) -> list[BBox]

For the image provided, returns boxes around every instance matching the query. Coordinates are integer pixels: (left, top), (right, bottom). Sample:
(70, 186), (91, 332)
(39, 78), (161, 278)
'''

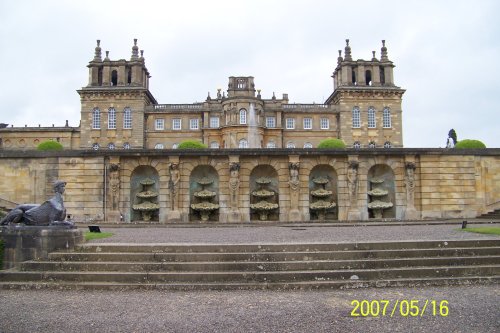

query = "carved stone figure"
(404, 162), (416, 208)
(168, 163), (180, 210)
(109, 164), (120, 210)
(1, 180), (72, 227)
(347, 161), (359, 203)
(289, 162), (300, 192)
(228, 162), (240, 209)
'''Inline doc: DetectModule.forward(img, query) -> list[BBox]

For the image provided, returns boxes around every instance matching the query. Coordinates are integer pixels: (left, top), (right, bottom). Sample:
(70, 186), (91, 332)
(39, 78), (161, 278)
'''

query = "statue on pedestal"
(0, 180), (73, 227)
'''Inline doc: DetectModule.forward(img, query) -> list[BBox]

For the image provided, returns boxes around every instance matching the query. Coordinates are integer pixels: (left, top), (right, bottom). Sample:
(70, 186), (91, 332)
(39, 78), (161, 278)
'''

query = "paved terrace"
(86, 221), (499, 244)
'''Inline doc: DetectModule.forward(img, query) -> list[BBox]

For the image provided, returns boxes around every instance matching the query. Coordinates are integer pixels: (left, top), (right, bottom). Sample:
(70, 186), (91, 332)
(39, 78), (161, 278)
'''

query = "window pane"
(108, 108), (116, 129)
(123, 107), (132, 129)
(320, 118), (329, 129)
(173, 118), (181, 130)
(155, 119), (164, 130)
(266, 116), (275, 128)
(304, 142), (313, 148)
(286, 118), (295, 129)
(383, 108), (391, 128)
(239, 139), (248, 148)
(286, 142), (295, 148)
(368, 107), (376, 128)
(352, 107), (360, 128)
(92, 108), (100, 129)
(239, 109), (247, 124)
(210, 117), (219, 128)
(303, 118), (312, 129)
(190, 119), (199, 130)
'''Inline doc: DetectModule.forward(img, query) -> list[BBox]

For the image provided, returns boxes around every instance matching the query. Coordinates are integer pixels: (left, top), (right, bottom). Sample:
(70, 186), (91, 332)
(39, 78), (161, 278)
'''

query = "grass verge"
(460, 227), (500, 236)
(84, 231), (114, 241)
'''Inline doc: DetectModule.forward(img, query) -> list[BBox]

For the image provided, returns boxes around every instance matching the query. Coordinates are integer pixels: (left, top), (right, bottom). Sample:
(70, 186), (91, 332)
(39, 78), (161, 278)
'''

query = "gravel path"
(88, 223), (499, 244)
(1, 285), (498, 333)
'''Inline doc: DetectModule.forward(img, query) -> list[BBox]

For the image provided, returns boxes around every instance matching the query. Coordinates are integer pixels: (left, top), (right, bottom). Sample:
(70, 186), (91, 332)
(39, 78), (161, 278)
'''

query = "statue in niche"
(404, 162), (416, 207)
(1, 180), (73, 227)
(229, 162), (240, 209)
(109, 164), (120, 210)
(347, 161), (359, 203)
(289, 162), (300, 192)
(168, 162), (180, 210)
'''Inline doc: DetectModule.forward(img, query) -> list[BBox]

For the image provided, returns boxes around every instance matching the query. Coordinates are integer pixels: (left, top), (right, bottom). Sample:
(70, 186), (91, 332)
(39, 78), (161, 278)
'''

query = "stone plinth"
(0, 226), (84, 269)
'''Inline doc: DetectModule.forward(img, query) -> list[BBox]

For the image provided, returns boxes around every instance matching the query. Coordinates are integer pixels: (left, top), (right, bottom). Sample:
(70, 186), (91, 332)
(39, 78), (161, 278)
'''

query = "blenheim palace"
(0, 40), (498, 223)
(0, 39), (403, 151)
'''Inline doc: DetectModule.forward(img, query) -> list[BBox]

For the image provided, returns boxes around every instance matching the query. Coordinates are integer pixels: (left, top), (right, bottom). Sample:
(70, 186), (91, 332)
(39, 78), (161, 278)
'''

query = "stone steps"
(1, 240), (499, 290)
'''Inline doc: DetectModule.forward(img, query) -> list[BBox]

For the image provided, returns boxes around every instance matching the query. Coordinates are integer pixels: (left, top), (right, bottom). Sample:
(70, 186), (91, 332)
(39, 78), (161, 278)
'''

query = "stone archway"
(249, 165), (279, 221)
(309, 165), (338, 220)
(189, 165), (219, 222)
(130, 165), (160, 222)
(367, 164), (396, 218)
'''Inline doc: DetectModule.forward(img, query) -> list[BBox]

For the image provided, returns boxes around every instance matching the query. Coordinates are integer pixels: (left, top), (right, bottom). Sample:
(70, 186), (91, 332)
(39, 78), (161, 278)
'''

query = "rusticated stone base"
(0, 225), (84, 269)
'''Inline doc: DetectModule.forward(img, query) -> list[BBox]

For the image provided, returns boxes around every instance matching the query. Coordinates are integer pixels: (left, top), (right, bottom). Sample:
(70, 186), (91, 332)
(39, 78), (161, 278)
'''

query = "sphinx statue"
(0, 180), (73, 227)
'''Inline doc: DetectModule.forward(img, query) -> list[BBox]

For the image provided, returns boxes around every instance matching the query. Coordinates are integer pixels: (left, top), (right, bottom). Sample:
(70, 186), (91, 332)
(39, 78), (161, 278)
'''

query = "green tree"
(37, 140), (63, 151)
(317, 138), (346, 148)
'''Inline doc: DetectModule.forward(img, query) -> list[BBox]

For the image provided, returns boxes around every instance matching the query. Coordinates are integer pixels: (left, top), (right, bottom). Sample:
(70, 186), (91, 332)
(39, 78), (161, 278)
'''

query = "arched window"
(123, 142), (130, 149)
(365, 70), (372, 86)
(384, 141), (392, 148)
(353, 141), (361, 149)
(127, 68), (132, 85)
(383, 107), (391, 128)
(108, 108), (116, 129)
(266, 141), (276, 148)
(379, 66), (386, 85)
(92, 108), (101, 129)
(97, 68), (103, 85)
(367, 107), (376, 128)
(123, 107), (132, 129)
(111, 70), (118, 86)
(286, 141), (296, 148)
(352, 107), (360, 128)
(239, 109), (247, 125)
(172, 143), (179, 149)
(154, 143), (164, 149)
(92, 143), (100, 150)
(239, 139), (248, 148)
(368, 141), (376, 148)
(304, 142), (313, 148)
(108, 142), (115, 150)
(352, 67), (357, 85)
(210, 141), (219, 149)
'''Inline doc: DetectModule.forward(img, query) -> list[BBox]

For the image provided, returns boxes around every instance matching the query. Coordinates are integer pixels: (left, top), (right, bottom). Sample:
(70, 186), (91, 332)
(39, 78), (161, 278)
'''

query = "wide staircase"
(1, 240), (499, 290)
(477, 209), (500, 220)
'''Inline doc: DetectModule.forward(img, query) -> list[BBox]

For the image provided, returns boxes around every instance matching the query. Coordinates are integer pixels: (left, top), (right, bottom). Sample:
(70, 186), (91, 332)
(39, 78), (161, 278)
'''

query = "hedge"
(177, 140), (208, 149)
(37, 140), (63, 151)
(317, 138), (346, 149)
(454, 139), (486, 149)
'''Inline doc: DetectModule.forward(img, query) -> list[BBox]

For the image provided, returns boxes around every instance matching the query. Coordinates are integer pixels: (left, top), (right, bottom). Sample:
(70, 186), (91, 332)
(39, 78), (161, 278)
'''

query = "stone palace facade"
(0, 40), (498, 223)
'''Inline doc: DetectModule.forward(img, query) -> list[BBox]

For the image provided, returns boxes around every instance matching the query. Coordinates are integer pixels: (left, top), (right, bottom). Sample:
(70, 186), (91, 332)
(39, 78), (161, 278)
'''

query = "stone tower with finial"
(78, 39), (156, 149)
(325, 40), (405, 148)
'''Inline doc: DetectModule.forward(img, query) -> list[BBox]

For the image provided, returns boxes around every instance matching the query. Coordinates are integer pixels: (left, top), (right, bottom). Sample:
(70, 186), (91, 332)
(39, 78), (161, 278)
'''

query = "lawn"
(84, 231), (114, 241)
(460, 227), (500, 236)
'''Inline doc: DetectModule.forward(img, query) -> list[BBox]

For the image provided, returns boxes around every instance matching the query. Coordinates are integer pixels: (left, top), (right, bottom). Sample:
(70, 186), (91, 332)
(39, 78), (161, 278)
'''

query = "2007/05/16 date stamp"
(350, 300), (449, 317)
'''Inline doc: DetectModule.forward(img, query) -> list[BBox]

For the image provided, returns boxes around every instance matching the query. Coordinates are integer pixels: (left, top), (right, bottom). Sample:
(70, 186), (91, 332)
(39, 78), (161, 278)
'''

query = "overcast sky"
(0, 0), (498, 148)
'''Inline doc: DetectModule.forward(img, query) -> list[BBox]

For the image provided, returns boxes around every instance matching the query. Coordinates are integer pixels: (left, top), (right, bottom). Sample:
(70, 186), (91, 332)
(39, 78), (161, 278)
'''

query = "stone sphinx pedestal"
(0, 225), (83, 269)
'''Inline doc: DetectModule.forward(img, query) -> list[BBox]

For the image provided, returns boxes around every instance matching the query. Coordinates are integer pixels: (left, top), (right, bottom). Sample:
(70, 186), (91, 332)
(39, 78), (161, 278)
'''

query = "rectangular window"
(155, 118), (164, 130)
(352, 107), (361, 128)
(172, 118), (182, 130)
(190, 118), (199, 130)
(303, 118), (312, 129)
(266, 116), (276, 128)
(108, 108), (116, 129)
(123, 107), (132, 129)
(368, 108), (376, 128)
(320, 118), (329, 129)
(210, 117), (219, 128)
(286, 118), (295, 129)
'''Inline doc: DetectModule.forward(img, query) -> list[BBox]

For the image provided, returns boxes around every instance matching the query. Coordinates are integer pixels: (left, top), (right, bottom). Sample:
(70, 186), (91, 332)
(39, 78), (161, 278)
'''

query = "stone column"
(288, 155), (301, 221)
(167, 156), (181, 221)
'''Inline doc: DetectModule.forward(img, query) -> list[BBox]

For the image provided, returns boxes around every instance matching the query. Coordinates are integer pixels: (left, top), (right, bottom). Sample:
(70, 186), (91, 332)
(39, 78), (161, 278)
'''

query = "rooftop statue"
(0, 180), (74, 228)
